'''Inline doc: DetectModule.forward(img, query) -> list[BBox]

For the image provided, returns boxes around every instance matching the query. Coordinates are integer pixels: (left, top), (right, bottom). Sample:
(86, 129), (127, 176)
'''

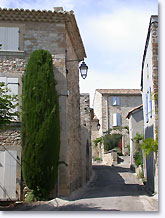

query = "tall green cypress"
(21, 50), (60, 199)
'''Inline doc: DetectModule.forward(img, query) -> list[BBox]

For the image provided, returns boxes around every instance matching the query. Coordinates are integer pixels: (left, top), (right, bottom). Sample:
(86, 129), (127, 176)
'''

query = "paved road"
(11, 156), (158, 211)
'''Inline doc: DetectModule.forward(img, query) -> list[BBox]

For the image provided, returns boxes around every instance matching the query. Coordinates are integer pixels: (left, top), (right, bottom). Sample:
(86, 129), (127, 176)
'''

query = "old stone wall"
(0, 18), (86, 197)
(104, 95), (142, 130)
(0, 124), (21, 200)
(93, 91), (142, 155)
(65, 32), (83, 194)
(93, 91), (103, 134)
(80, 94), (92, 184)
(151, 19), (158, 137)
(103, 150), (117, 166)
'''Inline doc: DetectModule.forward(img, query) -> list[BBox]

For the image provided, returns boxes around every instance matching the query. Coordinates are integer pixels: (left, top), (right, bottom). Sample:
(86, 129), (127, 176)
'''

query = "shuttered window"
(0, 150), (17, 200)
(148, 87), (152, 118)
(0, 77), (19, 120)
(0, 27), (19, 51)
(113, 113), (121, 126)
(145, 93), (149, 123)
(112, 96), (120, 105)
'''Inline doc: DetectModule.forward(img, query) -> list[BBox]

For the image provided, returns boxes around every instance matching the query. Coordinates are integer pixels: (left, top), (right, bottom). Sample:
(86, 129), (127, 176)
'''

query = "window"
(148, 87), (152, 118)
(112, 96), (120, 106)
(145, 93), (149, 123)
(0, 27), (19, 51)
(0, 76), (19, 120)
(113, 113), (121, 126)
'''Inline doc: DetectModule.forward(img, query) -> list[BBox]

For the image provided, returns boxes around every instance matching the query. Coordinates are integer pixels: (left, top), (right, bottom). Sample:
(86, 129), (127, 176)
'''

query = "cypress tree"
(21, 49), (60, 199)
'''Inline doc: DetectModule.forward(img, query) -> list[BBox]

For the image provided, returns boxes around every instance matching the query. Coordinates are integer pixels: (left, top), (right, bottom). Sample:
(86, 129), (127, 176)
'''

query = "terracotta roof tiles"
(96, 89), (141, 95)
(0, 8), (71, 23)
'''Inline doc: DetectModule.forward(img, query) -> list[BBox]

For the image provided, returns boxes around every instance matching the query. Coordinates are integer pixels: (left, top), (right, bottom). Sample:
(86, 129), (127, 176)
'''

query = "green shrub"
(134, 150), (143, 167)
(94, 157), (101, 161)
(25, 190), (36, 202)
(21, 49), (60, 199)
(104, 134), (122, 151)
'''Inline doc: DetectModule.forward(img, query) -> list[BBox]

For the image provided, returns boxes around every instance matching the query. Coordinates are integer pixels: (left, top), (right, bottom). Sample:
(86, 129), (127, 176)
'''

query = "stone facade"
(140, 15), (158, 194)
(0, 7), (87, 199)
(80, 94), (92, 184)
(93, 89), (142, 155)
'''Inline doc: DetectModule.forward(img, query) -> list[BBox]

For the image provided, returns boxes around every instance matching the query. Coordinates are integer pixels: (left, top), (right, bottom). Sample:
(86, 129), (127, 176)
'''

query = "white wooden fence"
(0, 150), (17, 201)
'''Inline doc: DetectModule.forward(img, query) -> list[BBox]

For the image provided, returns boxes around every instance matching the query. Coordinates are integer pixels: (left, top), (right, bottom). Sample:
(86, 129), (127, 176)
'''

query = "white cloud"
(0, 0), (75, 11)
(81, 8), (152, 54)
(80, 67), (141, 107)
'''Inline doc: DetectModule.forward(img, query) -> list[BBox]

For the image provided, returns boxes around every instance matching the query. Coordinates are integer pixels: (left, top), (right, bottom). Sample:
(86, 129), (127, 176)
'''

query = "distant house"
(126, 105), (144, 170)
(92, 89), (142, 155)
(0, 7), (90, 200)
(140, 15), (158, 194)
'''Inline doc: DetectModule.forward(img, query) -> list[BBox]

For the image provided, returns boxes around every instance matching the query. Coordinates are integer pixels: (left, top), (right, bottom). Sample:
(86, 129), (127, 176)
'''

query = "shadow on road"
(56, 203), (120, 211)
(74, 164), (147, 200)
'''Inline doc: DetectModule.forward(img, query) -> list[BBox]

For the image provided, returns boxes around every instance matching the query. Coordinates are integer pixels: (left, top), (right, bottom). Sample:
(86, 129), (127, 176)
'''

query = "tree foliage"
(103, 133), (122, 152)
(21, 49), (60, 199)
(0, 82), (18, 130)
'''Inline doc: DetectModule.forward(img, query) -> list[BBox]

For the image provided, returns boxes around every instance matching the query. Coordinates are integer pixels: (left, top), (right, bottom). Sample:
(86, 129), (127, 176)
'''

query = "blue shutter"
(145, 93), (149, 123)
(113, 113), (117, 126)
(117, 113), (121, 126)
(117, 97), (120, 105)
(148, 87), (152, 118)
(112, 97), (120, 105)
(112, 97), (117, 105)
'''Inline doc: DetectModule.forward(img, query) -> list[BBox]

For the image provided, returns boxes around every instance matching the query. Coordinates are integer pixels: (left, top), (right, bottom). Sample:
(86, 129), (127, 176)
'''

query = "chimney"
(53, 7), (64, 12)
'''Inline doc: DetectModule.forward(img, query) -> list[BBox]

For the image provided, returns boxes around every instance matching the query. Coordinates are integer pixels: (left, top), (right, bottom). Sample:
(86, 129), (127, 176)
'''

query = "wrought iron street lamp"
(66, 57), (88, 79)
(79, 61), (88, 79)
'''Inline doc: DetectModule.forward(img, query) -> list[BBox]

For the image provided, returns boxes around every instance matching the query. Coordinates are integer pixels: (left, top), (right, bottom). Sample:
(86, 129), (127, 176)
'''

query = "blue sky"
(0, 0), (159, 107)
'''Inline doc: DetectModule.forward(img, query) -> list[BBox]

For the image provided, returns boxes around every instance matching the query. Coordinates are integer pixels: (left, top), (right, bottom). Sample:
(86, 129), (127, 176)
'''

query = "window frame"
(0, 74), (21, 121)
(112, 96), (120, 106)
(0, 23), (25, 52)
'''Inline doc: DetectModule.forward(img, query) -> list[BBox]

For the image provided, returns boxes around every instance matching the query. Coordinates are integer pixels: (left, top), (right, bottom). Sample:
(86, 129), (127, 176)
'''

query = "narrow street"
(11, 156), (158, 211)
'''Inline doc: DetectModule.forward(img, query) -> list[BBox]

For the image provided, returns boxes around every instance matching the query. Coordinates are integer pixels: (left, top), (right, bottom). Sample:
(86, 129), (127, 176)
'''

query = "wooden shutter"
(113, 113), (117, 126)
(0, 27), (19, 51)
(112, 97), (117, 105)
(117, 97), (120, 105)
(112, 97), (120, 105)
(0, 77), (19, 120)
(8, 78), (19, 120)
(0, 151), (5, 199)
(0, 27), (7, 50)
(3, 150), (17, 200)
(148, 87), (152, 118)
(117, 113), (121, 126)
(145, 93), (149, 123)
(0, 150), (17, 200)
(0, 76), (7, 83)
(7, 78), (19, 95)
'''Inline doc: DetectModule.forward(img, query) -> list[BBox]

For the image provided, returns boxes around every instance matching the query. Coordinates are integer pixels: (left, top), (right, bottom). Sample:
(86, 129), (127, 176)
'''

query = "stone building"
(0, 7), (89, 200)
(140, 15), (158, 194)
(92, 89), (142, 155)
(80, 94), (92, 184)
(126, 105), (144, 170)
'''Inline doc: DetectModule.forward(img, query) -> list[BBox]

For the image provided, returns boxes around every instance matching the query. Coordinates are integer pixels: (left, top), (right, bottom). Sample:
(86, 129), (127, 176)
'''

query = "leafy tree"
(21, 49), (60, 199)
(0, 82), (18, 130)
(103, 133), (122, 151)
(93, 137), (103, 147)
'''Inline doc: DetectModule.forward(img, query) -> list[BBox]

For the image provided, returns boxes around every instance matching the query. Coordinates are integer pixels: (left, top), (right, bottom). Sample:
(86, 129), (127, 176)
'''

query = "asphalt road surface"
(9, 156), (158, 211)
